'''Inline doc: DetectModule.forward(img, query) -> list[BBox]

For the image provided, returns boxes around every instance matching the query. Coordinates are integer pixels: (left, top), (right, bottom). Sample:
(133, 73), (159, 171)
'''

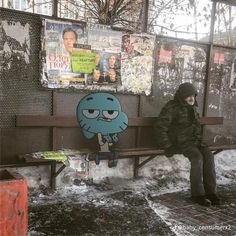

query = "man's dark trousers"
(182, 146), (217, 196)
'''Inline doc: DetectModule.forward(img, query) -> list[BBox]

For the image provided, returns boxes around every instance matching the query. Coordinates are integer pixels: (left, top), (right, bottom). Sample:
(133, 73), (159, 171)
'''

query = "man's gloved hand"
(164, 146), (176, 157)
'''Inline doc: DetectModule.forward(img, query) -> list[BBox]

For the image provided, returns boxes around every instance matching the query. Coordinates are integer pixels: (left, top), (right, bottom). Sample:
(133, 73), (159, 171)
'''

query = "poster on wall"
(119, 33), (156, 96)
(41, 19), (87, 89)
(71, 44), (96, 74)
(214, 52), (225, 65)
(41, 19), (155, 95)
(87, 24), (122, 87)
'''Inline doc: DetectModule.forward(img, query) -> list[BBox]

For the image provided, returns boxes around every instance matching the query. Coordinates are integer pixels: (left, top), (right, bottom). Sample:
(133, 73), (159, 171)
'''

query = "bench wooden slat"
(200, 116), (224, 125)
(16, 115), (79, 127)
(114, 145), (236, 156)
(128, 117), (156, 127)
(15, 116), (156, 127)
(113, 148), (164, 157)
(209, 144), (236, 151)
(0, 161), (55, 168)
(16, 115), (224, 127)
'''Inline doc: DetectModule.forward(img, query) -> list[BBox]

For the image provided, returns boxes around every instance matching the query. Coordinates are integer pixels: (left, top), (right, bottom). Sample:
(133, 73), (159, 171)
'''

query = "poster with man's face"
(87, 24), (122, 87)
(42, 19), (86, 89)
(88, 50), (121, 86)
(41, 20), (154, 95)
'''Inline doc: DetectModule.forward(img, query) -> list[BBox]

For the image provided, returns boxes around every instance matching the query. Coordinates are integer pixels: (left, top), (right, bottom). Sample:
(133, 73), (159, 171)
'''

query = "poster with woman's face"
(41, 20), (154, 95)
(88, 50), (121, 86)
(87, 24), (122, 87)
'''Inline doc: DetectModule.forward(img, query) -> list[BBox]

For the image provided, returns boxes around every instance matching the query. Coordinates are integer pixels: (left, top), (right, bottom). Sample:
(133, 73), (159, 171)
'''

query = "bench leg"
(50, 161), (56, 190)
(213, 149), (223, 155)
(55, 164), (67, 178)
(134, 157), (140, 178)
(134, 155), (157, 178)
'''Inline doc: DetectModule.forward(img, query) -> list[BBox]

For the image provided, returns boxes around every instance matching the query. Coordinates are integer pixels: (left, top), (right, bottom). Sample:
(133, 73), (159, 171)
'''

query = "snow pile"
(15, 150), (236, 192)
(215, 149), (236, 185)
(28, 149), (236, 206)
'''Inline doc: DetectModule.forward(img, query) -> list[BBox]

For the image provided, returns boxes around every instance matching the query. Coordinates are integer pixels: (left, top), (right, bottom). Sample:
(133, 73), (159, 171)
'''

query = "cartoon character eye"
(102, 110), (119, 120)
(83, 109), (100, 119)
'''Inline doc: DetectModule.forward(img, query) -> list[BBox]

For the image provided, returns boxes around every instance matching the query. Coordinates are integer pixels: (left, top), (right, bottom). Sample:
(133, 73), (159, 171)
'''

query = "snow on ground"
(26, 150), (235, 235)
(215, 149), (236, 185)
(17, 149), (236, 192)
(28, 150), (236, 204)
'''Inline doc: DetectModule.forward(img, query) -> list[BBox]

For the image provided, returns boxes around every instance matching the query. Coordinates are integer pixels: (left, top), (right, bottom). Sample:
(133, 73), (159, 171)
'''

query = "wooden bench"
(0, 159), (65, 190)
(16, 116), (236, 175)
(2, 115), (235, 189)
(15, 115), (235, 165)
(106, 116), (236, 177)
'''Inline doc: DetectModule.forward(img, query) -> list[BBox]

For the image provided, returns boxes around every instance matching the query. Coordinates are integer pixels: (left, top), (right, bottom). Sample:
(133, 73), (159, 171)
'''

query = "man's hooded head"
(175, 82), (198, 105)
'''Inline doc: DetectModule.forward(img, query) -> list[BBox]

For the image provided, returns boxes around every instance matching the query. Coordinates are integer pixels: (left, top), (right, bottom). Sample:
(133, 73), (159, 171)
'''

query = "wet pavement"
(148, 184), (236, 236)
(28, 179), (236, 236)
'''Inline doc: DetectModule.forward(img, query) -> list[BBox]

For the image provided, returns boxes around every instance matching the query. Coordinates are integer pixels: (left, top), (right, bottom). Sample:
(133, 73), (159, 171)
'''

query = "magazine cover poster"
(87, 24), (122, 87)
(42, 19), (87, 88)
(87, 24), (122, 53)
(87, 51), (121, 86)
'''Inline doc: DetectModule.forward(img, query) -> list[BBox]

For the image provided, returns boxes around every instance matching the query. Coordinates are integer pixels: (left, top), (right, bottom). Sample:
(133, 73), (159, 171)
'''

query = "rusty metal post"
(50, 161), (56, 190)
(142, 0), (149, 33)
(52, 0), (58, 18)
(135, 0), (149, 177)
(202, 1), (216, 117)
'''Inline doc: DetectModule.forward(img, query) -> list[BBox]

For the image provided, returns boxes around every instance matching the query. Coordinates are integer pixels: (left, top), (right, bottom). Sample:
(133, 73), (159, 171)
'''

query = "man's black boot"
(191, 196), (211, 206)
(205, 194), (221, 205)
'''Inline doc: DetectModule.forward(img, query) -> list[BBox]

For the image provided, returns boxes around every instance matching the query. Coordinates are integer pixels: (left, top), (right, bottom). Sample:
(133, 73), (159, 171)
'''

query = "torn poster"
(118, 33), (156, 96)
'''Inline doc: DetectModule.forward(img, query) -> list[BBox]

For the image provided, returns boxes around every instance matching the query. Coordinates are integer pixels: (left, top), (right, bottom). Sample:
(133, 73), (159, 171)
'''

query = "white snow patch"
(15, 150), (236, 193)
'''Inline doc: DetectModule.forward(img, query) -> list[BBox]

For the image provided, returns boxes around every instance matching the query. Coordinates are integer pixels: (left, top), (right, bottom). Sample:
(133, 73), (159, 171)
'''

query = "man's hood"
(174, 82), (198, 105)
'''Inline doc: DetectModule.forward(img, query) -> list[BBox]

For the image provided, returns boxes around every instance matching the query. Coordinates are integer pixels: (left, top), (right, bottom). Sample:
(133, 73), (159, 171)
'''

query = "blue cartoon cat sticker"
(77, 93), (128, 152)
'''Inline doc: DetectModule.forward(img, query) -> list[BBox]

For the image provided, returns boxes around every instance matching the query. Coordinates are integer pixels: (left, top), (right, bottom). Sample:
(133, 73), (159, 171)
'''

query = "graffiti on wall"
(207, 48), (236, 145)
(209, 49), (236, 116)
(151, 39), (207, 115)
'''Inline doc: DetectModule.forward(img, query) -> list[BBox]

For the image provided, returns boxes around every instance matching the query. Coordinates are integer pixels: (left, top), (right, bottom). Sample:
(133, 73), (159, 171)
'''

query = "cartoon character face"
(77, 93), (128, 139)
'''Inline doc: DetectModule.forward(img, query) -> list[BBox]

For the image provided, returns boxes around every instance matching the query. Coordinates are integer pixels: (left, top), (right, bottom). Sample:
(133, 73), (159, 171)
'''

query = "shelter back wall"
(0, 8), (235, 164)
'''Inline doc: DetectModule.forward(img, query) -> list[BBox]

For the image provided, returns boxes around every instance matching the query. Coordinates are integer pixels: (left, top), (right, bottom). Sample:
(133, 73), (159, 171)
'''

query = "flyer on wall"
(41, 19), (87, 89)
(119, 33), (156, 95)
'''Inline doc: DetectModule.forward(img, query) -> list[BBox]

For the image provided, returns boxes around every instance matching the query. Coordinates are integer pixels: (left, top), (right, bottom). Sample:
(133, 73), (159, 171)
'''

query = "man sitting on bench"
(154, 82), (221, 206)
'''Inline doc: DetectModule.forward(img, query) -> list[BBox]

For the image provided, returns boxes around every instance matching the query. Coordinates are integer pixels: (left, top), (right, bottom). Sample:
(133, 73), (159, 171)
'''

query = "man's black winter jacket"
(154, 83), (202, 151)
